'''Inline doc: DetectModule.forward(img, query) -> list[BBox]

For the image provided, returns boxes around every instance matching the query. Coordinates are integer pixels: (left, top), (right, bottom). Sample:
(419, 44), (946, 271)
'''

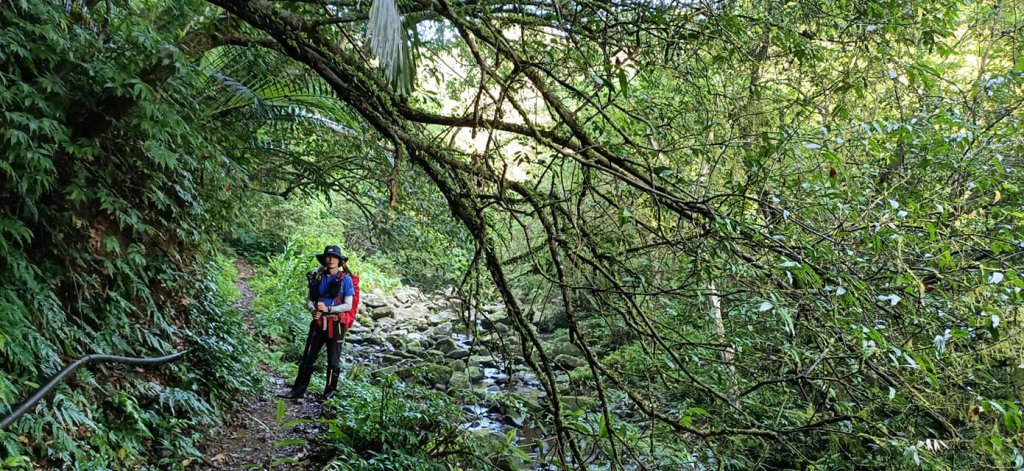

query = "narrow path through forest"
(194, 260), (332, 470)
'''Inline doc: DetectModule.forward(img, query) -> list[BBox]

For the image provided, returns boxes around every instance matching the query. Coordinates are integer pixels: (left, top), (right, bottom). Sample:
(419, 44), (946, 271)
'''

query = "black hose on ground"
(0, 350), (191, 430)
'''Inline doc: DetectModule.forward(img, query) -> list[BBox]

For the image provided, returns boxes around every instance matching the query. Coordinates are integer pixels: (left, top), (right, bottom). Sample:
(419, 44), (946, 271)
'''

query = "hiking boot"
(276, 391), (303, 400)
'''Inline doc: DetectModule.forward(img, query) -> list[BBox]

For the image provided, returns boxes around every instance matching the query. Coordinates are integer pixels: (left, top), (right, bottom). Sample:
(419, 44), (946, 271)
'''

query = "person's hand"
(317, 301), (327, 312)
(313, 311), (322, 320)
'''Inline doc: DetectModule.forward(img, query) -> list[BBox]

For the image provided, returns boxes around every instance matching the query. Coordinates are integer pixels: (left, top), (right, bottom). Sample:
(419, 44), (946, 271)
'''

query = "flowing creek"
(345, 290), (564, 464)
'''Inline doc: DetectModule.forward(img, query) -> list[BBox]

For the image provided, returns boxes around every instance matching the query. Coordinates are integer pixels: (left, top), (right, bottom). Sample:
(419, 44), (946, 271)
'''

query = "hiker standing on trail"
(278, 245), (359, 400)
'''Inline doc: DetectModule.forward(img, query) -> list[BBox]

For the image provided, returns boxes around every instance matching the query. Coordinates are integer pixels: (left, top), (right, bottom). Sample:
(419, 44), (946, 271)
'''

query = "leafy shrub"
(319, 375), (470, 470)
(0, 3), (262, 467)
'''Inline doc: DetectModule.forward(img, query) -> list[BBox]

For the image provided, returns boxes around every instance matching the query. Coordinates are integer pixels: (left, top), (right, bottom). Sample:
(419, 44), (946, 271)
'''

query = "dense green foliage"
(3, 0), (1024, 469)
(0, 2), (265, 468)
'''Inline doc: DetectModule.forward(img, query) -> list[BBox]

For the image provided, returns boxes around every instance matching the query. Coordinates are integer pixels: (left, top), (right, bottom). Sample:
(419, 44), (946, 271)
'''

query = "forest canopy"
(2, 0), (1023, 469)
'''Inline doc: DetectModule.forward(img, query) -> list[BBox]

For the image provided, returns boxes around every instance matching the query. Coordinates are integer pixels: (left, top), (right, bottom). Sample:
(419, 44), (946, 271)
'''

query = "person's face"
(326, 255), (341, 269)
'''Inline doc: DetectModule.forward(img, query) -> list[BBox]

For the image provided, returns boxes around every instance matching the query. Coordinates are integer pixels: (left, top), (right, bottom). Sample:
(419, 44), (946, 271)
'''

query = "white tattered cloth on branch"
(367, 0), (413, 95)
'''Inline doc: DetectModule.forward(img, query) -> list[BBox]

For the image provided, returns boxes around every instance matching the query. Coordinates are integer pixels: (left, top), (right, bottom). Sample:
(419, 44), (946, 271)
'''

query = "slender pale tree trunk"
(698, 102), (740, 410)
(650, 107), (739, 408)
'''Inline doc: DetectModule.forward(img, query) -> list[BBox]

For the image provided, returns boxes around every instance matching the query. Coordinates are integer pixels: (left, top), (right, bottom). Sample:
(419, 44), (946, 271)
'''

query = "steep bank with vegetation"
(0, 3), (266, 467)
(3, 0), (1024, 469)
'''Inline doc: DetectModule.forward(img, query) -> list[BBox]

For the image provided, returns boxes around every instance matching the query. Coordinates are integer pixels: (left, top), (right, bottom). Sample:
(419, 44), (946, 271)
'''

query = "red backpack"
(338, 274), (360, 330)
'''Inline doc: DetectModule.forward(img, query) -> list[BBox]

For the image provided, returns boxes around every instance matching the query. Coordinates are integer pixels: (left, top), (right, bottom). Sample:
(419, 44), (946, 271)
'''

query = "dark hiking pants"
(290, 317), (346, 396)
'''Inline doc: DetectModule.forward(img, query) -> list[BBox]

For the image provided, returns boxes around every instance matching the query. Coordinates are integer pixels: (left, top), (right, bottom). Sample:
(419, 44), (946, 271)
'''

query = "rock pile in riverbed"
(339, 286), (591, 438)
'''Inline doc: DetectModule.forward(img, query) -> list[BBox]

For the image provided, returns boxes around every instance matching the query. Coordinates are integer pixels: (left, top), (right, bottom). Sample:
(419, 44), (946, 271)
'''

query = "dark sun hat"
(316, 245), (348, 266)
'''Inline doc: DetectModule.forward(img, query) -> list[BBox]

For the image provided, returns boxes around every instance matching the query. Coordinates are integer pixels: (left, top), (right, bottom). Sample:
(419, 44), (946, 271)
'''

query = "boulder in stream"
(468, 355), (498, 368)
(466, 366), (485, 383)
(449, 371), (470, 390)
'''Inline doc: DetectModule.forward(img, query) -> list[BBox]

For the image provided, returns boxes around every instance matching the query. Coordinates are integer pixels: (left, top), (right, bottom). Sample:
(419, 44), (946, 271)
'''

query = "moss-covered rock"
(466, 366), (485, 383)
(397, 363), (454, 387)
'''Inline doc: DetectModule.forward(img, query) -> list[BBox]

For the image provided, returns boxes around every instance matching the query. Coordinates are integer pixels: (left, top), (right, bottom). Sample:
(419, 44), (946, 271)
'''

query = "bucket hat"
(316, 245), (348, 265)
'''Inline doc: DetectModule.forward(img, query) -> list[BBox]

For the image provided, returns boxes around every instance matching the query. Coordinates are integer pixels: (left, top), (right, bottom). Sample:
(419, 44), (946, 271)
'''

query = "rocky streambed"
(340, 286), (591, 461)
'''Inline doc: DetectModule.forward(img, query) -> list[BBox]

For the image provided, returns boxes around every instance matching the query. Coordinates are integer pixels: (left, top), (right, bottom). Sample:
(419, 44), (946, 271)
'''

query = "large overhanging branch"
(203, 0), (961, 465)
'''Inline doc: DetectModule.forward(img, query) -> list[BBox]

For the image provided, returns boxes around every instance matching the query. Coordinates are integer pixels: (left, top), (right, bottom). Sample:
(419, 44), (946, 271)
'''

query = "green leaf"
(272, 438), (306, 449)
(282, 418), (310, 428)
(617, 207), (632, 226)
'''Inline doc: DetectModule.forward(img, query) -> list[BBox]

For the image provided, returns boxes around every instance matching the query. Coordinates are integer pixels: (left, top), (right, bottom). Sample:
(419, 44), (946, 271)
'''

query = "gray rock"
(348, 335), (384, 347)
(545, 340), (580, 357)
(393, 288), (424, 305)
(447, 359), (466, 372)
(423, 349), (444, 363)
(446, 350), (470, 360)
(390, 350), (415, 359)
(483, 303), (505, 313)
(435, 338), (458, 354)
(469, 355), (498, 368)
(371, 306), (395, 320)
(348, 324), (370, 334)
(431, 323), (452, 336)
(383, 354), (406, 365)
(449, 371), (470, 390)
(429, 312), (450, 325)
(510, 390), (543, 412)
(554, 354), (586, 370)
(386, 334), (406, 349)
(398, 363), (453, 387)
(362, 293), (388, 308)
(417, 338), (436, 350)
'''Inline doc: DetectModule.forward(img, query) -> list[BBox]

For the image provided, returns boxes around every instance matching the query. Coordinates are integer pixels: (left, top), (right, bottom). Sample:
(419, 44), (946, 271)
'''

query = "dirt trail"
(193, 259), (332, 470)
